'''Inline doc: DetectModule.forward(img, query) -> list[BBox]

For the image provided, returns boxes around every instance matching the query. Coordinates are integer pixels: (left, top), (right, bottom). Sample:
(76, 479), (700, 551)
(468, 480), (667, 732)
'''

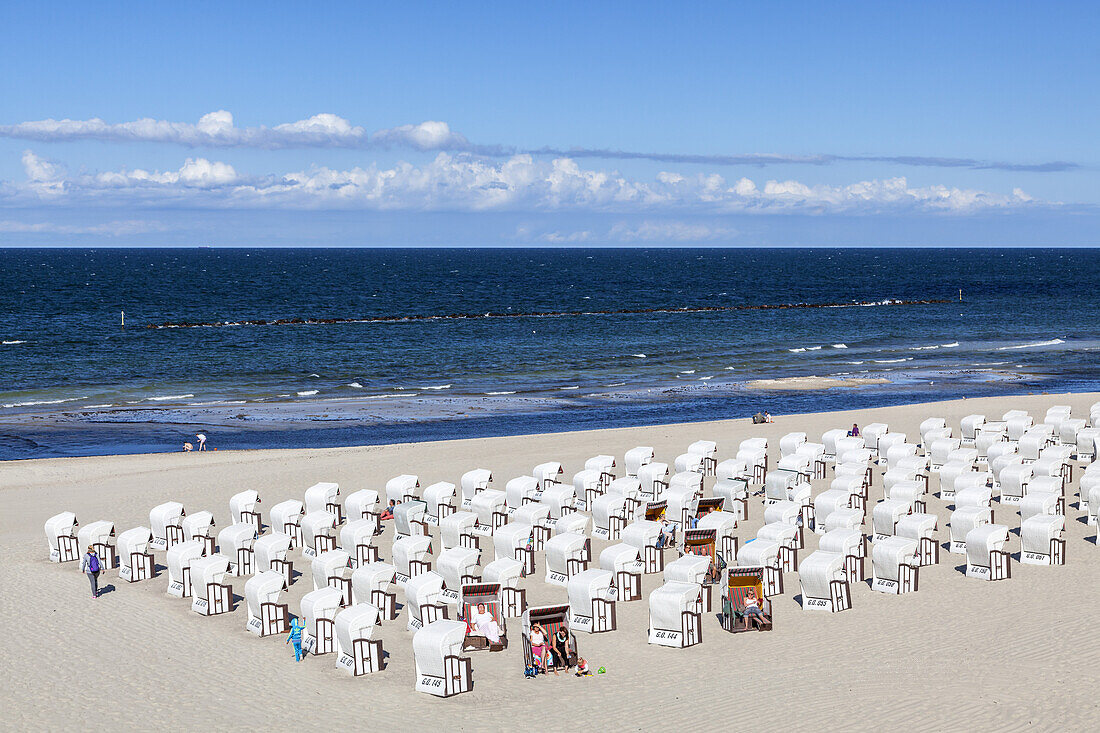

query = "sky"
(1, 1), (1098, 247)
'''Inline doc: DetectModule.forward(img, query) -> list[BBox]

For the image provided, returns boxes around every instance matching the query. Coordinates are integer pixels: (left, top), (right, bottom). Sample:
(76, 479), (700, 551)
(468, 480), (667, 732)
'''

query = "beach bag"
(524, 665), (539, 678)
(88, 554), (100, 573)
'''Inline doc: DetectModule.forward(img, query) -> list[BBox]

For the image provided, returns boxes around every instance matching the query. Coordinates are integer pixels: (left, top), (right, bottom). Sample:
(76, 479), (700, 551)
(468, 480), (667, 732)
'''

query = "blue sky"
(1, 1), (1097, 246)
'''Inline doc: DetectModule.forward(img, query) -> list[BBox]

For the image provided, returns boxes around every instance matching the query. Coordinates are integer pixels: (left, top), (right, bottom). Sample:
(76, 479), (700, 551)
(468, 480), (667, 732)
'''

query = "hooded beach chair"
(166, 539), (204, 598)
(482, 558), (527, 616)
(393, 500), (430, 541)
(638, 462), (670, 500)
(392, 535), (433, 586)
(340, 518), (380, 568)
(737, 538), (784, 596)
(648, 581), (703, 647)
(871, 536), (920, 594)
(149, 501), (186, 550)
(584, 454), (617, 489)
(697, 510), (739, 564)
(300, 509), (337, 558)
(437, 546), (482, 603)
(304, 482), (342, 523)
(414, 620), (473, 697)
(713, 477), (750, 521)
(948, 506), (992, 554)
(301, 586), (344, 655)
(351, 562), (397, 620)
(312, 549), (352, 604)
(1021, 514), (1066, 566)
(385, 475), (420, 506)
(721, 567), (772, 633)
(244, 570), (289, 636)
(871, 499), (913, 542)
(459, 582), (508, 650)
(45, 511), (80, 563)
(624, 446), (655, 477)
(218, 522), (258, 576)
(798, 550), (852, 612)
(568, 569), (617, 633)
(459, 468), (493, 509)
(117, 526), (154, 582)
(254, 532), (293, 584)
(820, 528), (866, 584)
(532, 461), (564, 491)
(343, 489), (380, 531)
(471, 489), (508, 535)
(544, 532), (589, 586)
(229, 490), (262, 530)
(506, 476), (541, 513)
(896, 513), (939, 566)
(77, 520), (116, 570)
(422, 481), (456, 526)
(965, 524), (1012, 580)
(439, 510), (479, 551)
(493, 522), (535, 576)
(593, 493), (630, 541)
(189, 554), (232, 615)
(512, 502), (553, 549)
(269, 499), (304, 547)
(522, 605), (578, 674)
(334, 603), (384, 675)
(405, 570), (448, 631)
(621, 519), (666, 573)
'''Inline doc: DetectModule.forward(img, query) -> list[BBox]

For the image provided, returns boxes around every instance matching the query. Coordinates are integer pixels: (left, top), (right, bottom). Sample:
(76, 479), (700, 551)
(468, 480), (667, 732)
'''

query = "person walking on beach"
(286, 616), (306, 662)
(196, 433), (207, 451)
(81, 545), (102, 598)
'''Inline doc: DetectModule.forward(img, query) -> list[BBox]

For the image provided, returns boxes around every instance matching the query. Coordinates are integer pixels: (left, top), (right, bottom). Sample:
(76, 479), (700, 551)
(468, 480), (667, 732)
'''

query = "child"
(575, 657), (591, 677)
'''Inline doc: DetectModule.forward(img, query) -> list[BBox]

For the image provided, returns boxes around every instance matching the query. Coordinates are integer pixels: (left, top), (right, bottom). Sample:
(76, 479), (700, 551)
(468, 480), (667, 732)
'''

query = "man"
(196, 433), (207, 451)
(657, 519), (676, 549)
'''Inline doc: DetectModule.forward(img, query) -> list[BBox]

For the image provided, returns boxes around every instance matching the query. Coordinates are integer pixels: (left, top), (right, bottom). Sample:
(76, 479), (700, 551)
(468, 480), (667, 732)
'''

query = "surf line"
(144, 297), (953, 330)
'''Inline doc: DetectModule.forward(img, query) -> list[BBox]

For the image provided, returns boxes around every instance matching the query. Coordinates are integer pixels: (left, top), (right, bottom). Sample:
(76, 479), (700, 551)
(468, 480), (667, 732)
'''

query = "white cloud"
(0, 219), (165, 235)
(608, 220), (737, 242)
(1, 150), (1042, 215)
(0, 111), (479, 152)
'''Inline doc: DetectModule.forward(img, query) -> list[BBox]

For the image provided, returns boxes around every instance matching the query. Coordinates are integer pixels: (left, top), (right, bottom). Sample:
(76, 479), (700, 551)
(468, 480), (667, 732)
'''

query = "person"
(656, 519), (676, 549)
(81, 545), (102, 598)
(764, 411), (774, 423)
(286, 616), (306, 662)
(689, 510), (705, 529)
(470, 602), (503, 645)
(550, 626), (573, 675)
(743, 588), (770, 628)
(574, 657), (591, 677)
(848, 423), (860, 437)
(529, 622), (550, 673)
(196, 433), (207, 451)
(380, 499), (396, 521)
(183, 442), (193, 452)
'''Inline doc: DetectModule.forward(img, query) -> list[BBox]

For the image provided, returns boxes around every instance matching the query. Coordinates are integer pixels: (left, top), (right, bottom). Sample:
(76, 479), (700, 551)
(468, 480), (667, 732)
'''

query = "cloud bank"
(0, 111), (1076, 172)
(5, 150), (1040, 216)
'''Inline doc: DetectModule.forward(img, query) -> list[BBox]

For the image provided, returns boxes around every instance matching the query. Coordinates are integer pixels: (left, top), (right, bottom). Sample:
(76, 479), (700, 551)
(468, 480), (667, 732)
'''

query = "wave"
(308, 373), (320, 378)
(698, 376), (713, 381)
(680, 370), (695, 374)
(147, 394), (194, 401)
(485, 391), (517, 395)
(559, 386), (580, 390)
(997, 338), (1065, 351)
(296, 390), (319, 396)
(142, 297), (954, 330)
(788, 348), (806, 353)
(187, 400), (248, 406)
(631, 354), (647, 358)
(873, 358), (912, 363)
(604, 382), (626, 387)
(807, 346), (822, 351)
(85, 404), (114, 408)
(911, 345), (940, 350)
(844, 361), (865, 365)
(941, 342), (959, 347)
(2, 397), (81, 408)
(420, 384), (452, 390)
(346, 382), (363, 389)
(2, 340), (27, 345)
(832, 344), (848, 349)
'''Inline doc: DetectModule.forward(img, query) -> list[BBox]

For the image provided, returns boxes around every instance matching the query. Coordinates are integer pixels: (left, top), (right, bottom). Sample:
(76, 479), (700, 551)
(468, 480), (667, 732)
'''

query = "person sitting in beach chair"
(656, 519), (676, 549)
(471, 602), (503, 645)
(742, 588), (770, 629)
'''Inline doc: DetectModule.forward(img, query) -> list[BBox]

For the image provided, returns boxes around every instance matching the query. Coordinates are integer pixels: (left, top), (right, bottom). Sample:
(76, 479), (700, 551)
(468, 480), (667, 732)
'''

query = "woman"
(470, 602), (503, 645)
(529, 622), (550, 672)
(848, 424), (860, 437)
(80, 545), (102, 599)
(286, 616), (307, 662)
(550, 626), (573, 676)
(743, 589), (769, 628)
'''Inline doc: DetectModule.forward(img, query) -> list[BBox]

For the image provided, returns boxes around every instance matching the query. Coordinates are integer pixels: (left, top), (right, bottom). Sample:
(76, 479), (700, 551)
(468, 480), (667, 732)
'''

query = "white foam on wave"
(832, 344), (847, 349)
(788, 348), (806, 353)
(420, 384), (452, 390)
(680, 370), (695, 374)
(873, 358), (912, 363)
(308, 373), (320, 378)
(631, 354), (647, 358)
(560, 386), (580, 390)
(807, 346), (822, 351)
(941, 342), (959, 347)
(485, 391), (517, 395)
(698, 376), (713, 381)
(604, 382), (626, 387)
(297, 390), (319, 396)
(997, 338), (1065, 351)
(346, 382), (363, 389)
(844, 361), (865, 365)
(86, 404), (113, 408)
(911, 345), (940, 350)
(147, 394), (194, 401)
(2, 340), (27, 345)
(2, 397), (81, 408)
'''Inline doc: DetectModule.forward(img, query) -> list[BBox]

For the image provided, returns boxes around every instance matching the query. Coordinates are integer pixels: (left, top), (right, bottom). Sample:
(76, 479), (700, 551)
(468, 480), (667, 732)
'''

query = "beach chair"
(759, 501), (803, 565)
(1019, 489), (1064, 524)
(229, 490), (262, 530)
(999, 463), (1032, 504)
(1044, 405), (1072, 429)
(976, 425), (1010, 461)
(648, 581), (703, 647)
(574, 469), (604, 512)
(422, 481), (457, 526)
(929, 438), (961, 471)
(1059, 418), (1087, 450)
(871, 536), (920, 594)
(896, 513), (939, 566)
(544, 532), (589, 586)
(798, 550), (852, 612)
(312, 549), (352, 604)
(334, 603), (384, 675)
(776, 453), (812, 484)
(522, 605), (578, 674)
(459, 468), (493, 509)
(301, 586), (344, 655)
(405, 571), (448, 631)
(254, 532), (293, 585)
(471, 489), (508, 535)
(606, 476), (643, 516)
(593, 493), (630, 540)
(736, 442), (768, 483)
(666, 477), (702, 530)
(716, 458), (750, 482)
(437, 547), (482, 603)
(830, 473), (868, 512)
(45, 511), (80, 563)
(877, 433), (907, 464)
(624, 446), (655, 477)
(960, 414), (986, 445)
(77, 520), (116, 570)
(885, 442), (920, 470)
(780, 432), (807, 457)
(414, 620), (473, 697)
(218, 522), (258, 576)
(667, 544), (717, 610)
(482, 558), (527, 616)
(675, 530), (722, 585)
(149, 501), (186, 551)
(687, 440), (718, 475)
(871, 499), (913, 542)
(385, 475), (420, 506)
(512, 502), (553, 549)
(697, 510), (739, 564)
(798, 442), (829, 479)
(343, 489), (381, 533)
(340, 518), (380, 568)
(638, 462), (670, 500)
(584, 454), (617, 489)
(737, 538), (784, 596)
(1019, 428), (1054, 462)
(819, 528), (866, 584)
(304, 482), (343, 524)
(351, 562), (397, 621)
(1075, 428), (1100, 461)
(269, 499), (304, 547)
(568, 569), (618, 633)
(720, 567), (773, 633)
(300, 510), (337, 558)
(674, 452), (706, 475)
(713, 477), (750, 521)
(621, 519), (666, 573)
(822, 429), (847, 461)
(1021, 514), (1066, 566)
(189, 554), (232, 615)
(116, 526), (154, 582)
(948, 506), (992, 554)
(493, 522), (535, 576)
(540, 482), (577, 522)
(506, 475), (541, 514)
(459, 582), (508, 650)
(764, 470), (811, 508)
(532, 462), (564, 491)
(965, 524), (1012, 580)
(554, 511), (590, 538)
(244, 570), (289, 636)
(884, 478), (927, 513)
(953, 480), (993, 511)
(861, 423), (889, 457)
(834, 435), (866, 461)
(392, 535), (433, 586)
(1005, 412), (1034, 441)
(166, 539), (205, 598)
(393, 500), (430, 541)
(919, 418), (948, 448)
(439, 510), (479, 551)
(814, 489), (858, 535)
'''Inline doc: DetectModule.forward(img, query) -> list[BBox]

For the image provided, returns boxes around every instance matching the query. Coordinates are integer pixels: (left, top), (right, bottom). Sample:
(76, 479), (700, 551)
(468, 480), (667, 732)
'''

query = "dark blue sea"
(2, 248), (1098, 459)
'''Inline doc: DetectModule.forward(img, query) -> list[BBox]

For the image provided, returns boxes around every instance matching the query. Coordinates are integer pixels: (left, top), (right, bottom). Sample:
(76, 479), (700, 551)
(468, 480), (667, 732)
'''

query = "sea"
(2, 247), (1098, 459)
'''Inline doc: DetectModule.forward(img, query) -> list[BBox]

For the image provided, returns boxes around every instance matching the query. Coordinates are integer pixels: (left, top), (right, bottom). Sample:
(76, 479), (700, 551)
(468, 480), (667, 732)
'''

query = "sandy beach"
(3, 392), (1099, 732)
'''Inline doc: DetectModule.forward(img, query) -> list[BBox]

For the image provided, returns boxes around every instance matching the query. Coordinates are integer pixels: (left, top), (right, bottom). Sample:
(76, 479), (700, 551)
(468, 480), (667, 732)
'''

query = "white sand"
(3, 392), (1099, 731)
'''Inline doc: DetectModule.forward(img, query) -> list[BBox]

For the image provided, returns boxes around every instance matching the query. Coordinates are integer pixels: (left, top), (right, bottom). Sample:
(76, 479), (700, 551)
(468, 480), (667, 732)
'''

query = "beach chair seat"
(929, 438), (962, 470)
(799, 550), (851, 612)
(960, 414), (986, 445)
(422, 482), (457, 526)
(413, 620), (473, 697)
(166, 539), (205, 598)
(149, 501), (186, 551)
(245, 570), (289, 636)
(965, 524), (1012, 580)
(459, 582), (508, 650)
(1021, 514), (1066, 566)
(721, 567), (773, 633)
(638, 462), (671, 499)
(896, 513), (939, 566)
(268, 500), (304, 547)
(229, 490), (262, 530)
(300, 510), (338, 558)
(311, 549), (352, 606)
(568, 569), (617, 633)
(532, 462), (564, 490)
(512, 502), (553, 548)
(593, 493), (630, 540)
(573, 469), (603, 511)
(600, 542), (644, 601)
(998, 462), (1032, 504)
(648, 581), (703, 647)
(471, 489), (508, 535)
(919, 418), (948, 447)
(334, 603), (384, 675)
(405, 571), (448, 631)
(493, 523), (535, 575)
(585, 455), (617, 488)
(218, 522), (258, 576)
(819, 528), (866, 583)
(384, 475), (420, 506)
(305, 482), (343, 523)
(437, 547), (482, 603)
(871, 499), (913, 541)
(392, 535), (433, 586)
(117, 526), (154, 582)
(439, 510), (479, 552)
(625, 446), (655, 477)
(779, 432), (807, 457)
(182, 510), (216, 555)
(871, 536), (920, 594)
(544, 532), (589, 586)
(45, 511), (80, 563)
(482, 558), (527, 616)
(77, 520), (117, 570)
(189, 554), (233, 616)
